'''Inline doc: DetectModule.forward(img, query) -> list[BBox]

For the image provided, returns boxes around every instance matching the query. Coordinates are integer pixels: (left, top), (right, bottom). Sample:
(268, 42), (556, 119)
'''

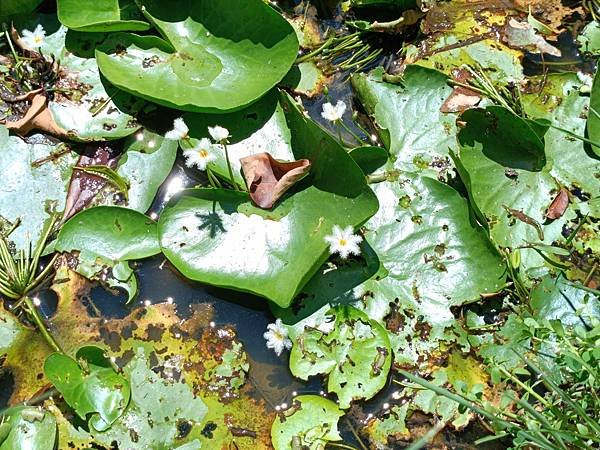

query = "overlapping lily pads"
(158, 93), (378, 307)
(289, 305), (392, 408)
(54, 206), (160, 300)
(95, 0), (299, 112)
(38, 25), (140, 141)
(44, 346), (131, 431)
(352, 66), (457, 178)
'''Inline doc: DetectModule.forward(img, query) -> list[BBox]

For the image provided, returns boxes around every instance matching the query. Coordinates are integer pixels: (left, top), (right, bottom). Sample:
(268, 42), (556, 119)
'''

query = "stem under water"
(23, 296), (62, 354)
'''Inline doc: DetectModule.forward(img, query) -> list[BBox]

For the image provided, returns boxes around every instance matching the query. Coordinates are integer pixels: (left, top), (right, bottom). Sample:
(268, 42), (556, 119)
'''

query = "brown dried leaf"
(545, 188), (570, 220)
(240, 152), (311, 209)
(62, 143), (120, 221)
(441, 68), (481, 113)
(3, 94), (69, 138)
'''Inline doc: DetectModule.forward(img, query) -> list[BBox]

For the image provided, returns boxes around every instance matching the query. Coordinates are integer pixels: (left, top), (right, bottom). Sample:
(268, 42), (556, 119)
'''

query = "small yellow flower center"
(198, 149), (209, 158)
(274, 331), (284, 341)
(34, 36), (43, 44)
(339, 239), (347, 246)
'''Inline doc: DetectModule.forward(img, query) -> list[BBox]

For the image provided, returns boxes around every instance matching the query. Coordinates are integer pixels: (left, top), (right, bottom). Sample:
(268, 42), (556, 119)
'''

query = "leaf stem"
(222, 143), (240, 191)
(23, 296), (62, 354)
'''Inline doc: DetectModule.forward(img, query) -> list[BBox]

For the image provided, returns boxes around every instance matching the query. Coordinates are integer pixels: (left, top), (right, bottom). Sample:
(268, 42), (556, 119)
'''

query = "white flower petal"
(208, 125), (230, 142)
(165, 118), (188, 140)
(263, 319), (291, 356)
(320, 100), (346, 122)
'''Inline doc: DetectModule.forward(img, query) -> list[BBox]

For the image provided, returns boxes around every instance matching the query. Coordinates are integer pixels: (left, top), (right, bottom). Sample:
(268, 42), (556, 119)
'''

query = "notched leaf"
(240, 152), (310, 209)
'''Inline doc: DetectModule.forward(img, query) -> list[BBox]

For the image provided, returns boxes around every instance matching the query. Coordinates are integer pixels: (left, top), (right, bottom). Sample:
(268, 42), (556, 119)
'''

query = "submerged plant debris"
(0, 0), (599, 449)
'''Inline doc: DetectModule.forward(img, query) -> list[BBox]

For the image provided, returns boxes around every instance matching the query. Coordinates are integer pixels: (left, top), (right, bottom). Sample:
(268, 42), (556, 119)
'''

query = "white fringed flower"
(324, 225), (362, 259)
(208, 125), (230, 143)
(183, 138), (216, 170)
(21, 24), (46, 49)
(321, 100), (346, 122)
(165, 118), (189, 140)
(263, 319), (292, 356)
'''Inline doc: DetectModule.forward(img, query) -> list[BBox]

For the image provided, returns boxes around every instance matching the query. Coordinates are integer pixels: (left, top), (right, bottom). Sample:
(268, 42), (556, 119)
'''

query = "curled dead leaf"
(441, 68), (481, 113)
(240, 152), (311, 209)
(3, 94), (70, 138)
(545, 188), (570, 220)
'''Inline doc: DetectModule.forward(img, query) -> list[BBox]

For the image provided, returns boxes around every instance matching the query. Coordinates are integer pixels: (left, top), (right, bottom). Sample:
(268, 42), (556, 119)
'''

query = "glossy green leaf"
(38, 26), (140, 141)
(95, 0), (298, 112)
(357, 175), (505, 366)
(271, 395), (343, 450)
(530, 275), (600, 327)
(116, 130), (178, 212)
(523, 73), (600, 199)
(0, 406), (56, 450)
(0, 126), (78, 251)
(352, 66), (457, 178)
(57, 0), (149, 32)
(183, 90), (293, 185)
(587, 68), (600, 158)
(90, 347), (207, 449)
(289, 305), (391, 408)
(349, 145), (389, 175)
(44, 346), (131, 431)
(455, 106), (575, 275)
(55, 206), (160, 301)
(159, 94), (378, 307)
(578, 21), (600, 55)
(458, 106), (548, 171)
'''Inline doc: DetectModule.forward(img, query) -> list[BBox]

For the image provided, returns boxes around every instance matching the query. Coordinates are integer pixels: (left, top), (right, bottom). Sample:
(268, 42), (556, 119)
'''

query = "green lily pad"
(578, 21), (600, 55)
(457, 106), (548, 171)
(356, 175), (505, 366)
(271, 395), (344, 450)
(95, 0), (298, 112)
(158, 94), (378, 307)
(523, 73), (600, 198)
(57, 0), (149, 32)
(0, 126), (78, 251)
(90, 347), (207, 449)
(54, 206), (160, 301)
(456, 106), (574, 275)
(116, 130), (178, 213)
(183, 90), (293, 185)
(352, 66), (457, 178)
(38, 26), (140, 141)
(0, 406), (57, 450)
(530, 275), (600, 327)
(587, 68), (600, 158)
(289, 305), (392, 408)
(44, 346), (131, 431)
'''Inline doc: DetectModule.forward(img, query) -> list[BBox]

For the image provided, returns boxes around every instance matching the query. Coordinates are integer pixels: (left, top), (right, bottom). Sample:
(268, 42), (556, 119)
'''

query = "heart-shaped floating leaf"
(289, 305), (391, 408)
(44, 346), (131, 431)
(95, 0), (298, 112)
(158, 93), (378, 307)
(271, 395), (343, 450)
(240, 152), (310, 209)
(57, 0), (149, 32)
(0, 406), (56, 450)
(55, 206), (160, 301)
